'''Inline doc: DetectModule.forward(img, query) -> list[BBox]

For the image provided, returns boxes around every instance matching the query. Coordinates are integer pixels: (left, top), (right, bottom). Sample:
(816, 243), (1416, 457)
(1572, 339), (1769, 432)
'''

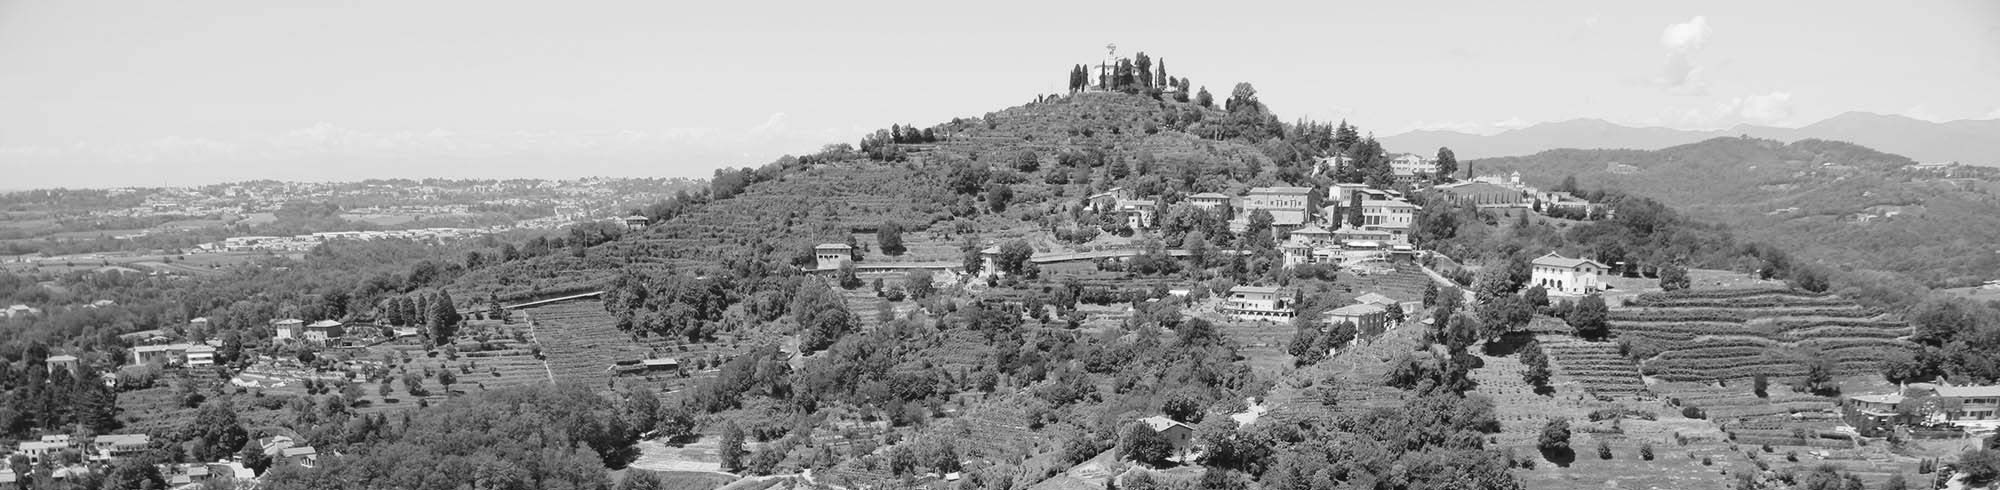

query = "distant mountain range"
(1381, 112), (2000, 166)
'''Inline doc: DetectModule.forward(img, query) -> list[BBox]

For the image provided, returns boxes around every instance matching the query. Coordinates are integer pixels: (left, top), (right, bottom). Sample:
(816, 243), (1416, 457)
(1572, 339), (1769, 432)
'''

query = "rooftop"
(1531, 252), (1608, 270)
(1936, 385), (2000, 398)
(1139, 415), (1191, 432)
(1231, 285), (1285, 295)
(1326, 303), (1388, 316)
(1248, 186), (1313, 195)
(815, 243), (853, 250)
(1188, 192), (1229, 199)
(1353, 293), (1396, 305)
(306, 320), (343, 328)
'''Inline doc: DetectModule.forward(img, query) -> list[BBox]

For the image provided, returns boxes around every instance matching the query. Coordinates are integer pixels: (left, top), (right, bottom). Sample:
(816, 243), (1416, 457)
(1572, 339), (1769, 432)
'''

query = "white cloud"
(1660, 16), (1710, 51)
(1401, 117), (1534, 136)
(749, 112), (789, 134)
(1657, 16), (1711, 95)
(1983, 106), (2000, 120)
(1656, 91), (1799, 129)
(1901, 106), (1947, 123)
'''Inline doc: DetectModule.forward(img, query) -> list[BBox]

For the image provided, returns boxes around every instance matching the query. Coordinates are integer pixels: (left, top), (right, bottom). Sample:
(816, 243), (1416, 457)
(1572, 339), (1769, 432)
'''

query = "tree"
(1523, 285), (1549, 310)
(1290, 319), (1324, 364)
(1659, 264), (1691, 291)
(1753, 373), (1769, 398)
(1538, 418), (1572, 453)
(1333, 121), (1360, 152)
(1569, 295), (1609, 340)
(903, 269), (935, 299)
(104, 456), (167, 490)
(793, 282), (855, 354)
(960, 236), (984, 276)
(1346, 191), (1363, 228)
(1435, 147), (1458, 182)
(618, 469), (664, 490)
(1520, 341), (1551, 388)
(190, 400), (251, 462)
(437, 368), (457, 394)
(1801, 355), (1838, 395)
(718, 423), (748, 472)
(877, 221), (907, 255)
(1194, 86), (1213, 108)
(1161, 390), (1204, 424)
(996, 240), (1035, 276)
(985, 183), (1014, 213)
(428, 290), (462, 345)
(240, 441), (273, 475)
(1243, 210), (1276, 250)
(1473, 266), (1517, 305)
(1118, 422), (1171, 466)
(1957, 450), (2000, 487)
(1195, 417), (1272, 475)
(403, 371), (427, 396)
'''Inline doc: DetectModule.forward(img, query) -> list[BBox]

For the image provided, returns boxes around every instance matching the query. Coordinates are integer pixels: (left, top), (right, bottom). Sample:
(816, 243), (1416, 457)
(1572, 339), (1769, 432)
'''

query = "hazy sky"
(3, 0), (1998, 189)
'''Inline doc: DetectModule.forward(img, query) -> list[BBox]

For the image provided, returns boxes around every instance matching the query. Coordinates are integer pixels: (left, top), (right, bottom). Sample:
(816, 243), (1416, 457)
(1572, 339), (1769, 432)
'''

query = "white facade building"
(1529, 252), (1609, 295)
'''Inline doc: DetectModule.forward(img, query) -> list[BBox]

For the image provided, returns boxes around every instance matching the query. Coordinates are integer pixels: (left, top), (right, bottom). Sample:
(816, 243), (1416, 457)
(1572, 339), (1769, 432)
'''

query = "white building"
(131, 344), (192, 366)
(186, 345), (217, 367)
(813, 243), (854, 271)
(1186, 192), (1230, 213)
(1220, 286), (1296, 321)
(1238, 187), (1314, 229)
(1115, 199), (1158, 229)
(272, 319), (304, 340)
(1388, 154), (1436, 182)
(1529, 252), (1609, 295)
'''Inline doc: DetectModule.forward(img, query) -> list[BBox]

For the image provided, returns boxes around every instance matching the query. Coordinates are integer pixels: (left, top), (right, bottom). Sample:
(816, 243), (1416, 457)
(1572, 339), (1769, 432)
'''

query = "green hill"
(1471, 137), (2000, 288)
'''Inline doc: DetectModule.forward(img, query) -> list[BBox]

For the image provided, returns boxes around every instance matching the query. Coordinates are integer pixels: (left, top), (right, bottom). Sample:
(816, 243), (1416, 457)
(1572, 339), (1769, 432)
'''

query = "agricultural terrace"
(1611, 287), (1914, 382)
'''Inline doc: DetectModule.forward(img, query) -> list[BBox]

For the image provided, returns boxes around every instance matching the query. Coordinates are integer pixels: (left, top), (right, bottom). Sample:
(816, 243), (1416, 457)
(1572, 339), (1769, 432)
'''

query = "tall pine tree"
(428, 290), (462, 346)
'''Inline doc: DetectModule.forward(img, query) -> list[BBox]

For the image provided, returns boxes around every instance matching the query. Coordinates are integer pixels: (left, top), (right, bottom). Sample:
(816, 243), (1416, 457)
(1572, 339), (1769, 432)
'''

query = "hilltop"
(7, 56), (1993, 490)
(1469, 137), (2000, 289)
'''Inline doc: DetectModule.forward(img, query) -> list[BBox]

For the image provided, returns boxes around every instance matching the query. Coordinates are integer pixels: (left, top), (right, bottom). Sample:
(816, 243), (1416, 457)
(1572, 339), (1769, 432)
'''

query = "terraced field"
(525, 299), (655, 388)
(1612, 288), (1914, 382)
(1535, 335), (1646, 396)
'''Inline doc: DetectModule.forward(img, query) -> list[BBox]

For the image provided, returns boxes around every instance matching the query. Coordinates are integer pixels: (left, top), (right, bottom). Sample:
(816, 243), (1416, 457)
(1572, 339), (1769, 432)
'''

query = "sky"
(2, 0), (1998, 189)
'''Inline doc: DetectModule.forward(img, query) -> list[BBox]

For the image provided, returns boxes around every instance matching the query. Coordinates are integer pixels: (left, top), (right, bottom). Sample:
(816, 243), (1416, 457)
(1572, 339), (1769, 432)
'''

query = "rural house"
(1186, 192), (1230, 213)
(1139, 416), (1196, 460)
(1220, 286), (1296, 321)
(814, 243), (855, 271)
(272, 318), (304, 340)
(1324, 303), (1389, 335)
(186, 345), (216, 367)
(131, 344), (192, 366)
(303, 320), (345, 342)
(1236, 187), (1314, 231)
(1529, 252), (1608, 295)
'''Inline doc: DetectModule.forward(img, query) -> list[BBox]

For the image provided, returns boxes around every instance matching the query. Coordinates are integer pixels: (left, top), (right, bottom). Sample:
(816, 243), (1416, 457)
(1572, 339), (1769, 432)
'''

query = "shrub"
(1681, 406), (1705, 419)
(1640, 443), (1655, 460)
(1597, 440), (1613, 460)
(1962, 449), (2000, 487)
(1702, 456), (1713, 466)
(1538, 418), (1572, 453)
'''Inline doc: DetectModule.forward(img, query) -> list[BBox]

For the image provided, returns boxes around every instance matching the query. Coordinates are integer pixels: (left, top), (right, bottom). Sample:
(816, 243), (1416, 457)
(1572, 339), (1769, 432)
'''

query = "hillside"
(1468, 137), (2000, 287)
(1379, 112), (2000, 167)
